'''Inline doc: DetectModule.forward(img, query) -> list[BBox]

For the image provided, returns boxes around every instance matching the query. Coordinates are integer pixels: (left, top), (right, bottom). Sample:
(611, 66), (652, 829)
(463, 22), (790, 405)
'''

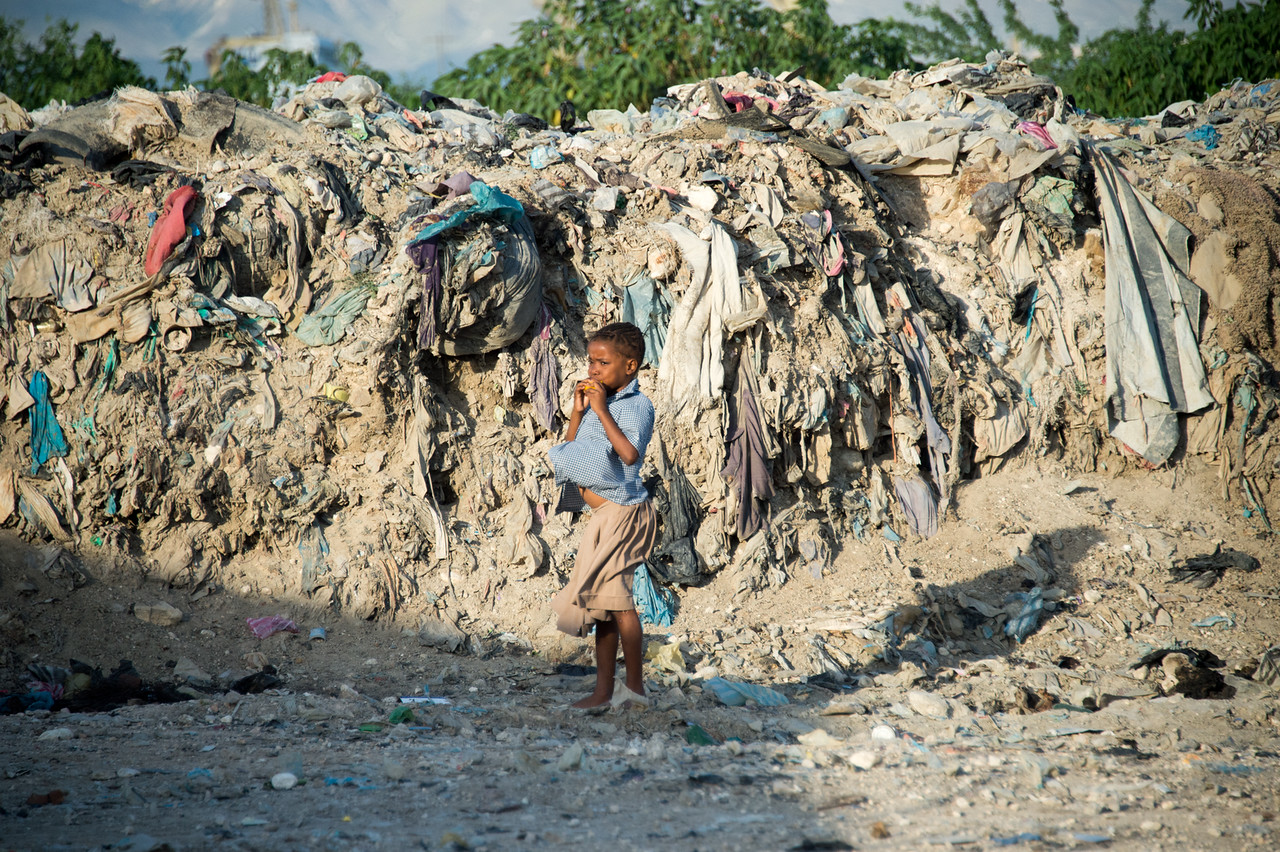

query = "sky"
(4, 0), (1196, 87)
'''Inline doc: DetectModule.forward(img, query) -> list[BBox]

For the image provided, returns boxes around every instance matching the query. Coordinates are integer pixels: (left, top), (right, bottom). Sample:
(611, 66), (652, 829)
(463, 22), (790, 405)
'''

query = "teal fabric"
(28, 371), (69, 474)
(410, 182), (525, 245)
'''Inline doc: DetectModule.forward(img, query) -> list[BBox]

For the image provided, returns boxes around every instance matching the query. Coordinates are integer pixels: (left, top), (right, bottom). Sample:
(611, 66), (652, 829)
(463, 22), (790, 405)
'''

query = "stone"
(173, 657), (212, 686)
(134, 601), (183, 626)
(908, 690), (953, 719)
(557, 743), (584, 771)
(271, 771), (298, 790)
(37, 727), (74, 741)
(848, 750), (881, 770)
(796, 728), (843, 748)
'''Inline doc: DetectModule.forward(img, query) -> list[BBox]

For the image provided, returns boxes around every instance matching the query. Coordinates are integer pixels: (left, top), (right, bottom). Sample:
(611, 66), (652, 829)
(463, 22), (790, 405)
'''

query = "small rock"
(270, 772), (298, 790)
(37, 727), (74, 741)
(117, 767), (140, 777)
(173, 657), (212, 685)
(557, 743), (584, 771)
(797, 728), (843, 748)
(1084, 589), (1103, 603)
(1140, 820), (1163, 832)
(848, 750), (881, 770)
(383, 760), (406, 781)
(134, 601), (183, 626)
(820, 697), (868, 716)
(907, 690), (952, 719)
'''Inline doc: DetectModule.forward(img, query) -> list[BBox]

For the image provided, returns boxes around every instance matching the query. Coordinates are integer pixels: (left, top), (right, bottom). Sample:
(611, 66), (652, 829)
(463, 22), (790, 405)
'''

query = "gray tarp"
(1095, 150), (1214, 465)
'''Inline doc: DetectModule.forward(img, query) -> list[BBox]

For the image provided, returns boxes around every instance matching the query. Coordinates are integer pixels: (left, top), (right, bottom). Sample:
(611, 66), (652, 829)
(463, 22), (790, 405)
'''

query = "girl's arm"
(584, 384), (638, 465)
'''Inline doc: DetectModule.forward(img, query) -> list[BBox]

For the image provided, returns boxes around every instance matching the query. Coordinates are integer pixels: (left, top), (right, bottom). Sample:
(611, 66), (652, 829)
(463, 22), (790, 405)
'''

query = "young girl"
(549, 322), (657, 709)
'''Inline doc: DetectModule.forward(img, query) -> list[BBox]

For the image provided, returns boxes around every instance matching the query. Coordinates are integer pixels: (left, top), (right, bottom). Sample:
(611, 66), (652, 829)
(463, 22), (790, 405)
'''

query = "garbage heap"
(0, 56), (1275, 639)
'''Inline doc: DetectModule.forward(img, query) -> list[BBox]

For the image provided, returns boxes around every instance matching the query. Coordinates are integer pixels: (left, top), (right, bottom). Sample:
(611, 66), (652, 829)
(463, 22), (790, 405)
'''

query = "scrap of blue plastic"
(409, 182), (525, 245)
(1005, 587), (1045, 643)
(632, 562), (675, 628)
(704, 676), (789, 707)
(992, 833), (1042, 846)
(882, 526), (902, 542)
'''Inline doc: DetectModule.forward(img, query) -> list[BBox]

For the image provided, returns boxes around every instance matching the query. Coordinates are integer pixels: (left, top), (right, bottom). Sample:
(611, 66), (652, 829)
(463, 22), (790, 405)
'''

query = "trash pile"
(0, 56), (1276, 642)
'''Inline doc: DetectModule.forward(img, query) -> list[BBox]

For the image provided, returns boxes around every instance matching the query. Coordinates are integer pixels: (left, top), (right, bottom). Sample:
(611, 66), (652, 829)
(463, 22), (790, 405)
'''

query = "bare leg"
(615, 609), (645, 695)
(571, 618), (618, 708)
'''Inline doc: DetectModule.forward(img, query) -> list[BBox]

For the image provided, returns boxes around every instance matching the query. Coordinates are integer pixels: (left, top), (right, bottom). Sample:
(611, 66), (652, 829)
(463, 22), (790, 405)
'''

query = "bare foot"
(570, 692), (611, 709)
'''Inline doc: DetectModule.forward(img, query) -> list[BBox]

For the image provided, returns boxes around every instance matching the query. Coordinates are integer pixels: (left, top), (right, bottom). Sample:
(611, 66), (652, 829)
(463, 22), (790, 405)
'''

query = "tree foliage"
(0, 18), (154, 107)
(432, 0), (910, 120)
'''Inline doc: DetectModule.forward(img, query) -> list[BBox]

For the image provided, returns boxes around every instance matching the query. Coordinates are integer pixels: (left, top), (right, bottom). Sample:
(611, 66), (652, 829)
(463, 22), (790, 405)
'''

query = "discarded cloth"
(10, 240), (95, 311)
(892, 472), (938, 539)
(144, 184), (198, 276)
(27, 371), (69, 474)
(721, 357), (775, 540)
(653, 220), (742, 413)
(1095, 150), (1213, 465)
(527, 307), (559, 432)
(620, 271), (673, 366)
(294, 284), (375, 346)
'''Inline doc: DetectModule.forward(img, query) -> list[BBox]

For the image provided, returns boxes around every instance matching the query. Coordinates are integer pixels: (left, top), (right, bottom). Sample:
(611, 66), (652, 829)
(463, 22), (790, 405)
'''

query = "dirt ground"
(2, 458), (1278, 852)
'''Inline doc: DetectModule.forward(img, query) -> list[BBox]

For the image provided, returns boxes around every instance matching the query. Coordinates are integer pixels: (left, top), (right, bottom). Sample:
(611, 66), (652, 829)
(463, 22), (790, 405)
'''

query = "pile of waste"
(0, 55), (1275, 642)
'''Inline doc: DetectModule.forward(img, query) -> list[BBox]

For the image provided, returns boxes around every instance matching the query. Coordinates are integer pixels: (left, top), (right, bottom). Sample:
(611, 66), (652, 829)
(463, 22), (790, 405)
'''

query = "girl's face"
(587, 339), (637, 394)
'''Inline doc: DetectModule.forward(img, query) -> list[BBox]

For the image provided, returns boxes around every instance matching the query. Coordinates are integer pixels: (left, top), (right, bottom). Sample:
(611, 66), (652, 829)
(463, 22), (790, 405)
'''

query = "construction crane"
(206, 0), (326, 75)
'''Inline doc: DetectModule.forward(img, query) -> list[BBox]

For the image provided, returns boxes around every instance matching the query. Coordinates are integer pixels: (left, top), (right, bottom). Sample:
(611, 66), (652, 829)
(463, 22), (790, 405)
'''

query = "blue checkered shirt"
(549, 378), (654, 513)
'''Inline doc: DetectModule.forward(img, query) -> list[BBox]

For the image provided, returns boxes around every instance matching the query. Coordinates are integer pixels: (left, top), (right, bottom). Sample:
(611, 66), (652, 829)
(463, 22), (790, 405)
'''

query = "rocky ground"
(2, 459), (1277, 852)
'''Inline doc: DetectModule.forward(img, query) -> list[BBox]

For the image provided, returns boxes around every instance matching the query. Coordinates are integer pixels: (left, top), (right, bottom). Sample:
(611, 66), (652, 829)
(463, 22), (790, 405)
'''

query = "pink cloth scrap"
(1017, 120), (1057, 149)
(315, 71), (347, 83)
(246, 615), (299, 639)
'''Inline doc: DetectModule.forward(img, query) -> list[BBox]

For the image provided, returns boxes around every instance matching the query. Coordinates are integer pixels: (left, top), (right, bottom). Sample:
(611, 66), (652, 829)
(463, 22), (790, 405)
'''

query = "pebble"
(270, 772), (298, 790)
(848, 750), (881, 770)
(796, 729), (843, 748)
(908, 690), (952, 719)
(134, 602), (183, 626)
(37, 727), (74, 741)
(557, 744), (584, 772)
(1140, 820), (1163, 832)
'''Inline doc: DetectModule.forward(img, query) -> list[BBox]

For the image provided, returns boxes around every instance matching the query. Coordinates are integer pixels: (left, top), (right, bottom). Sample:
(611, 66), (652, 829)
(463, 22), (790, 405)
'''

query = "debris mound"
(1, 62), (1277, 638)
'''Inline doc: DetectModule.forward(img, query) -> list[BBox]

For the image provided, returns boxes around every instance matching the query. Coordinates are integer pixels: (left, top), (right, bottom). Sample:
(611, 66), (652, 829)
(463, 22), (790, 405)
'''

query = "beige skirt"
(552, 500), (657, 637)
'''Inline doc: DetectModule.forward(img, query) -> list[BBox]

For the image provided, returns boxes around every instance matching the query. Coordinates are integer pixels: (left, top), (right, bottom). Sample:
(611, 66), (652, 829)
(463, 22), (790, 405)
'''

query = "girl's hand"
(581, 380), (607, 413)
(572, 380), (593, 415)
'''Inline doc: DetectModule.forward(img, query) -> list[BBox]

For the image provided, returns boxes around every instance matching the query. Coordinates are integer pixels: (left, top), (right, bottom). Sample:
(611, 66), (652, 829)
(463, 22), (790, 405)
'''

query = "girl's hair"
(589, 322), (646, 364)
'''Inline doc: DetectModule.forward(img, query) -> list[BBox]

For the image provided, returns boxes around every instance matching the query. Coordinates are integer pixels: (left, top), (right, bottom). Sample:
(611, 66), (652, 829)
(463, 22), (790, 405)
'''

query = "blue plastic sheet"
(1005, 587), (1045, 643)
(409, 182), (525, 245)
(28, 371), (69, 474)
(633, 562), (675, 627)
(1186, 124), (1220, 149)
(704, 676), (789, 707)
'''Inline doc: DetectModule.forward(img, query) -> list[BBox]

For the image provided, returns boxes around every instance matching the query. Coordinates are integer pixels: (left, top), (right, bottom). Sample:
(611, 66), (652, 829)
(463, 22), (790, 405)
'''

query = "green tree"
(1058, 0), (1280, 116)
(162, 46), (192, 90)
(432, 0), (910, 120)
(0, 17), (154, 108)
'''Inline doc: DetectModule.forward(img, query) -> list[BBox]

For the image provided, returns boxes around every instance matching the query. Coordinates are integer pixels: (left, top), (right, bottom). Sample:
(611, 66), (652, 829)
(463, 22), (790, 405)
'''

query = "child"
(549, 322), (657, 710)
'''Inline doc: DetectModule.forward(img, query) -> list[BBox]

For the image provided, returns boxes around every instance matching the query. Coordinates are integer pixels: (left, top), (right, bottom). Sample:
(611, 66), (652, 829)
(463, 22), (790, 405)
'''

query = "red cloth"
(315, 71), (347, 83)
(144, 185), (197, 276)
